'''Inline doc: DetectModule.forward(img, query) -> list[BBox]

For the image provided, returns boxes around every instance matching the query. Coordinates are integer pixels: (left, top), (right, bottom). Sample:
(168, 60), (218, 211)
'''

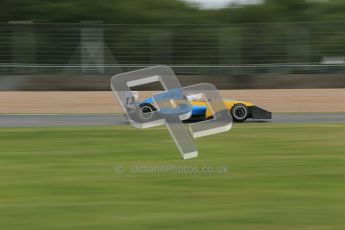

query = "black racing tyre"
(230, 103), (248, 122)
(138, 103), (156, 121)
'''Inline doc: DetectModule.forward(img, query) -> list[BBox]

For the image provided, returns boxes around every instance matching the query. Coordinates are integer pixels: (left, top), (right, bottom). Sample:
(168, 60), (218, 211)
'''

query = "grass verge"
(0, 124), (344, 230)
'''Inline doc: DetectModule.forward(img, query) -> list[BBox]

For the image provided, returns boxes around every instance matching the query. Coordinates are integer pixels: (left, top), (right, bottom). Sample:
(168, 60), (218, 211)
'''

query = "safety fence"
(0, 21), (344, 75)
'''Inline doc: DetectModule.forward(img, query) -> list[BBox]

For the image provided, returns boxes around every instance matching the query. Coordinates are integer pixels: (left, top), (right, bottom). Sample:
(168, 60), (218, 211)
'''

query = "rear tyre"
(138, 103), (156, 121)
(230, 103), (248, 122)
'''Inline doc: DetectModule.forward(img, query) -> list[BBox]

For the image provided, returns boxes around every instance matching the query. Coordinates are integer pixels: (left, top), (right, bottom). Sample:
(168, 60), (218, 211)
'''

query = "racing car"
(126, 91), (271, 122)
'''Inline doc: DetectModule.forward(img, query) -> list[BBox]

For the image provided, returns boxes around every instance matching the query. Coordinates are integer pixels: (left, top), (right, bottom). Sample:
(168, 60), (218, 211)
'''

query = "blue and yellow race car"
(134, 93), (271, 122)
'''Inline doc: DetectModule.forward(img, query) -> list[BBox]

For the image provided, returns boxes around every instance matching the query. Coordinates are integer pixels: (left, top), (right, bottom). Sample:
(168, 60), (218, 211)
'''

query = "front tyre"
(230, 103), (248, 122)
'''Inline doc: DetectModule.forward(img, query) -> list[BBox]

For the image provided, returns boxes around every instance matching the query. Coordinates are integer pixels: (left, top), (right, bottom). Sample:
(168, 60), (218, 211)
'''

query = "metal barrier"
(0, 21), (344, 75)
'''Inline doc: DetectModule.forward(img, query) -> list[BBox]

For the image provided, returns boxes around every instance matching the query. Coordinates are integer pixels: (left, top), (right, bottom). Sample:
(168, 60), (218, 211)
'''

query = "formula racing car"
(126, 91), (271, 122)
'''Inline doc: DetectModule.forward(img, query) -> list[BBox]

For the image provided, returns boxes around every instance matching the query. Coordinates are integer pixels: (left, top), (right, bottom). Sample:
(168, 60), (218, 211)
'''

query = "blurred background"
(0, 0), (345, 90)
(1, 2), (345, 230)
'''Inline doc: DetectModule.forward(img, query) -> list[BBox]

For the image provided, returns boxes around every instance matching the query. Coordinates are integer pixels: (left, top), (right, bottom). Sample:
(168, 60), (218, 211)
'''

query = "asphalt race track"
(0, 114), (344, 127)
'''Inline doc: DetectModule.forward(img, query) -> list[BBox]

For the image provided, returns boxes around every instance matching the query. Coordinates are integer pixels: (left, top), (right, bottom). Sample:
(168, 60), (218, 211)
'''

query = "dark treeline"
(0, 0), (345, 72)
(1, 0), (345, 24)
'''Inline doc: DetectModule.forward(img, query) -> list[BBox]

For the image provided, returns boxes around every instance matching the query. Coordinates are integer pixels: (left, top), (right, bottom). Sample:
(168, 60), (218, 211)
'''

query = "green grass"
(0, 124), (344, 230)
